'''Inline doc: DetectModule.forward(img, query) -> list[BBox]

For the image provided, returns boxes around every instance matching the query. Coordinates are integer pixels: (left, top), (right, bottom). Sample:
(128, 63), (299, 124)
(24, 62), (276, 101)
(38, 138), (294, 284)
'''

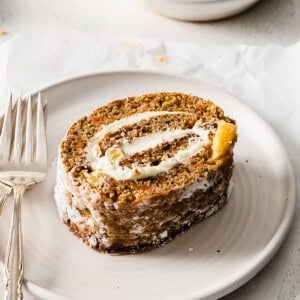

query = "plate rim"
(2, 70), (297, 300)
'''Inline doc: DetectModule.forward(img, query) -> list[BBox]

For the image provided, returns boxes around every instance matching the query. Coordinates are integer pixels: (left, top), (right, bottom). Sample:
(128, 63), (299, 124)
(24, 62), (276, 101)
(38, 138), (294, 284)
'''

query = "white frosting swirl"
(85, 111), (209, 181)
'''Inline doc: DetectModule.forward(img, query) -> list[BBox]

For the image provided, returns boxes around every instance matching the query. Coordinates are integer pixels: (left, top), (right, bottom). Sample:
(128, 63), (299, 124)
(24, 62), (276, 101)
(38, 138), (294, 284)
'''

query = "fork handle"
(4, 185), (26, 300)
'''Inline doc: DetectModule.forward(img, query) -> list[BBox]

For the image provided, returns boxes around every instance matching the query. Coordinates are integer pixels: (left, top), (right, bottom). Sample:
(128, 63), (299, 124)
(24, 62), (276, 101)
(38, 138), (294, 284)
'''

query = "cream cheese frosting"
(85, 111), (210, 181)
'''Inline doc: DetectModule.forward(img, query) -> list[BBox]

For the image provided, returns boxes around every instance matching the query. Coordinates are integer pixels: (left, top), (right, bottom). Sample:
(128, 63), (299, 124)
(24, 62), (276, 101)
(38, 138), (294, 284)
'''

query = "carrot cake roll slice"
(55, 92), (237, 253)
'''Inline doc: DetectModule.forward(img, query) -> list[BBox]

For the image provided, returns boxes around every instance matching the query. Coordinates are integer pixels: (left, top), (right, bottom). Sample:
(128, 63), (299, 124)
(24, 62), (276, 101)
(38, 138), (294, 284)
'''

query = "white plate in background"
(0, 71), (295, 300)
(143, 0), (261, 21)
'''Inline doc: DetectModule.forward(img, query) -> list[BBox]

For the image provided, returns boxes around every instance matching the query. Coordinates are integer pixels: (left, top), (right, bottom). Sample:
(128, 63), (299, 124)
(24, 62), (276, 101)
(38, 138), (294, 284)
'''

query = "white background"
(0, 0), (299, 299)
(0, 0), (300, 46)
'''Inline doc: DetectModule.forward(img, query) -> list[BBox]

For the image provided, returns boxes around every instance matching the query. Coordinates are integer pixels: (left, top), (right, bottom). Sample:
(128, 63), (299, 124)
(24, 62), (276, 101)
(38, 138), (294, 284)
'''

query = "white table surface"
(0, 0), (299, 299)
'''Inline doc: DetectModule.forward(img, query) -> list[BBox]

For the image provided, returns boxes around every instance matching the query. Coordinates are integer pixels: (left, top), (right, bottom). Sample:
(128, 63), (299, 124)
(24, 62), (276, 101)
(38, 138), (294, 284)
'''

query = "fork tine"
(24, 95), (33, 163)
(12, 96), (23, 162)
(0, 94), (13, 161)
(35, 93), (47, 165)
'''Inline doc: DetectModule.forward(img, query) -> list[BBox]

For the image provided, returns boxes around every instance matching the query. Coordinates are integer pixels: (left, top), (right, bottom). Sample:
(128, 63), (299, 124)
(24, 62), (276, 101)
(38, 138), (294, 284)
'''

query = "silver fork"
(0, 94), (48, 300)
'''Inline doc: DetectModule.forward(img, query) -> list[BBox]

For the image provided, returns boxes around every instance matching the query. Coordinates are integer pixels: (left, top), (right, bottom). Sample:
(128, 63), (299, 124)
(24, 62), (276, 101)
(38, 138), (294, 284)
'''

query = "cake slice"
(55, 92), (237, 253)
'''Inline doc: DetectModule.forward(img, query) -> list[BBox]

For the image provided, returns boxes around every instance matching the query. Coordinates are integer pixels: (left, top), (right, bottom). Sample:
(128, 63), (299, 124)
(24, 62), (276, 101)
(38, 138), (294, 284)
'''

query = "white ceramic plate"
(0, 71), (295, 300)
(143, 0), (261, 21)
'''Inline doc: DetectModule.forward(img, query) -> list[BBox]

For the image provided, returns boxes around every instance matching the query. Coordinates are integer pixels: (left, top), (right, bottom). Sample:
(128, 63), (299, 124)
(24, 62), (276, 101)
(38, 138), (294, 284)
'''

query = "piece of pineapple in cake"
(83, 170), (103, 186)
(106, 147), (124, 163)
(212, 120), (237, 160)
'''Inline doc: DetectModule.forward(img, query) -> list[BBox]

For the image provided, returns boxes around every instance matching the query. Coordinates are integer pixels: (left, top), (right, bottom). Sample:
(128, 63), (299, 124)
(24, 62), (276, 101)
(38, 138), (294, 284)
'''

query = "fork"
(0, 94), (47, 300)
